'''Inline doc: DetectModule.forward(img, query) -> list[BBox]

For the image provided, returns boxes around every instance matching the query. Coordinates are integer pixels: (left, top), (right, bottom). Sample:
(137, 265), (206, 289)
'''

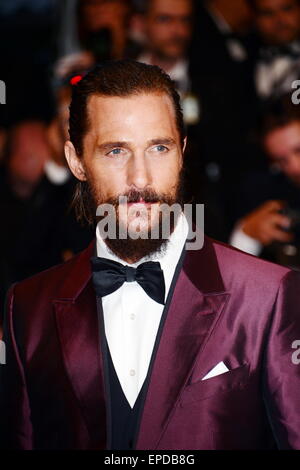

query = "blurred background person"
(55, 0), (136, 80)
(249, 0), (300, 101)
(77, 0), (134, 60)
(0, 77), (93, 322)
(136, 0), (193, 95)
(0, 0), (56, 329)
(230, 93), (300, 270)
(136, 0), (200, 128)
(0, 120), (54, 320)
(187, 0), (259, 242)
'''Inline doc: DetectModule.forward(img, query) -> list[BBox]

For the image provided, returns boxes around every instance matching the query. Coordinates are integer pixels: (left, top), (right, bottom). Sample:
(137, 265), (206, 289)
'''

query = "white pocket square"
(201, 361), (229, 381)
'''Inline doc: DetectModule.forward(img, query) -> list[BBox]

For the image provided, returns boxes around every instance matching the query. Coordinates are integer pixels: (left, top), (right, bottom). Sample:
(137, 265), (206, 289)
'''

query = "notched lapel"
(136, 236), (230, 449)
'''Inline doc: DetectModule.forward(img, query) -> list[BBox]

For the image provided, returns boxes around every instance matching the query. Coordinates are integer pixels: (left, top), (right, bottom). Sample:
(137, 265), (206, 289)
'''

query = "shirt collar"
(138, 53), (188, 82)
(44, 160), (70, 185)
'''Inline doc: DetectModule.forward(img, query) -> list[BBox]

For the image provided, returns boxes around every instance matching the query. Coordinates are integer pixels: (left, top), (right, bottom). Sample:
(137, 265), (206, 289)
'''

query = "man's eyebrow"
(96, 141), (131, 152)
(96, 138), (177, 152)
(147, 138), (176, 146)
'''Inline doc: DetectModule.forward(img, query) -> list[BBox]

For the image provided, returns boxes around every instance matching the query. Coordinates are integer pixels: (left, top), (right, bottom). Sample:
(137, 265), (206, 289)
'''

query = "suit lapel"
(53, 241), (107, 449)
(136, 236), (230, 449)
(51, 235), (230, 450)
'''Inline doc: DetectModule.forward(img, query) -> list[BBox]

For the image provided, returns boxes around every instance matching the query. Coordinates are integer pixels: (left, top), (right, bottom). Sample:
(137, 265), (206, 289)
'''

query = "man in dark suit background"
(1, 60), (300, 450)
(188, 0), (259, 241)
(230, 93), (300, 269)
(249, 0), (300, 101)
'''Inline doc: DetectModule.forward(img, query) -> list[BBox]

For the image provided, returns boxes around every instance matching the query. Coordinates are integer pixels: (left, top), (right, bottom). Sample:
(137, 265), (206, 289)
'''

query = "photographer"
(230, 93), (300, 268)
(55, 0), (135, 80)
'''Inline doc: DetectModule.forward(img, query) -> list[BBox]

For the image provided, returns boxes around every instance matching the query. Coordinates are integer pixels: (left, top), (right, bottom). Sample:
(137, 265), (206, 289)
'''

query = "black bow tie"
(91, 257), (166, 305)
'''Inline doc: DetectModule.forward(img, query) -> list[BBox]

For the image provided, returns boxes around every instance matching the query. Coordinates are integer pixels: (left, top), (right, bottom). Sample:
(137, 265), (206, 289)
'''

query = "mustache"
(103, 188), (171, 206)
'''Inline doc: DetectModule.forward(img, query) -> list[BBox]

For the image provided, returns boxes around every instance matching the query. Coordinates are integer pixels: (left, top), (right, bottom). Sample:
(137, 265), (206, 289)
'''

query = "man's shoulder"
(9, 236), (297, 306)
(11, 241), (95, 304)
(210, 236), (293, 285)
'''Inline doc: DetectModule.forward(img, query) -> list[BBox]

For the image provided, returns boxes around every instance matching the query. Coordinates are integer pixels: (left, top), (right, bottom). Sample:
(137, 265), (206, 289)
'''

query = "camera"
(279, 206), (300, 237)
(272, 206), (300, 270)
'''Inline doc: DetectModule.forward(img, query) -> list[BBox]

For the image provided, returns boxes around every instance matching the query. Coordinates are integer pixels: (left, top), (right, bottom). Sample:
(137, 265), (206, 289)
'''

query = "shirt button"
(130, 369), (136, 377)
(130, 313), (135, 320)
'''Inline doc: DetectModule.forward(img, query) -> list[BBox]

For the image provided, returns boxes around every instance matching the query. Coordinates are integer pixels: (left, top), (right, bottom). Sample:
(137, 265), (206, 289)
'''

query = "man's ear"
(64, 141), (87, 181)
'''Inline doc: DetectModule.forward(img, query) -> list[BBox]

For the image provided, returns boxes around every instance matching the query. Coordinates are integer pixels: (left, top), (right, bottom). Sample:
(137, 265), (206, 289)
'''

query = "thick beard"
(90, 171), (185, 263)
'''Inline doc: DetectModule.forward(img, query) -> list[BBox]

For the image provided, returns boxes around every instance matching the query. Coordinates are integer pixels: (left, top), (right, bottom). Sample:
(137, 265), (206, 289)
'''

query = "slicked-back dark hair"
(69, 59), (185, 156)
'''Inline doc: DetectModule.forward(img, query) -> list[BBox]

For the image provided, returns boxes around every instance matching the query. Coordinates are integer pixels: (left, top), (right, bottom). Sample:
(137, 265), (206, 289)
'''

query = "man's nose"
(276, 11), (290, 26)
(126, 153), (152, 190)
(173, 20), (189, 38)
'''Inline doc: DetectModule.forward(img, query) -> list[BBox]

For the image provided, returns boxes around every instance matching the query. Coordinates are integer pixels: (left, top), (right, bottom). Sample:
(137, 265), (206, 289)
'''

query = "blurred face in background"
(253, 0), (300, 45)
(8, 122), (51, 198)
(78, 0), (131, 58)
(144, 0), (193, 61)
(79, 0), (130, 33)
(265, 120), (300, 185)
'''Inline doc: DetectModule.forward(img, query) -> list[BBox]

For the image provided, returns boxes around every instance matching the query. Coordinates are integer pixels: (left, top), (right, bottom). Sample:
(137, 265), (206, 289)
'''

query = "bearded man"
(1, 60), (300, 450)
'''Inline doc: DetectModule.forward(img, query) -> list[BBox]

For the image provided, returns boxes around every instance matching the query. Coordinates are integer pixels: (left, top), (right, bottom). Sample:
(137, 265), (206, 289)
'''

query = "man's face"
(265, 121), (300, 185)
(65, 92), (185, 261)
(254, 0), (300, 45)
(81, 0), (129, 32)
(144, 0), (193, 61)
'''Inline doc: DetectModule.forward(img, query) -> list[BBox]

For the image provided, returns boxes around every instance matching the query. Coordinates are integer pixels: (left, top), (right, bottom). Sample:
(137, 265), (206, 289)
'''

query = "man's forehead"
(87, 91), (174, 104)
(84, 92), (181, 146)
(87, 92), (177, 125)
(149, 0), (192, 15)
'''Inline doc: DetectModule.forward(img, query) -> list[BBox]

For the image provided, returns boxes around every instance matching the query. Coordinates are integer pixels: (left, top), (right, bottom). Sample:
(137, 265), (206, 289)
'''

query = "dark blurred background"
(2, 0), (300, 325)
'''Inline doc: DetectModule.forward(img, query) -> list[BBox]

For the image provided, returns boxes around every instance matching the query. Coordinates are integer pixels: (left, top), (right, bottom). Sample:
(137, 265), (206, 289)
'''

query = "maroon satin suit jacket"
(1, 235), (300, 450)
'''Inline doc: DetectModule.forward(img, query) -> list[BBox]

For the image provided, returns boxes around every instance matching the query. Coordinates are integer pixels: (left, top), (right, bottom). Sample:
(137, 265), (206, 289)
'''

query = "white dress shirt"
(256, 56), (300, 99)
(44, 160), (70, 185)
(229, 222), (262, 256)
(255, 42), (300, 99)
(138, 53), (190, 95)
(96, 213), (189, 408)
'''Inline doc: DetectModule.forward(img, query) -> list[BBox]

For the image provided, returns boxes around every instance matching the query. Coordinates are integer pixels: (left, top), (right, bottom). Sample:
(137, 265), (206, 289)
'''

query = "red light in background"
(70, 75), (83, 86)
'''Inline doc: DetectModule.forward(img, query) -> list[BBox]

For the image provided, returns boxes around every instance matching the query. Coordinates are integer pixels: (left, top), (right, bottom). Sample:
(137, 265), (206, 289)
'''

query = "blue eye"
(108, 148), (122, 156)
(155, 145), (168, 152)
